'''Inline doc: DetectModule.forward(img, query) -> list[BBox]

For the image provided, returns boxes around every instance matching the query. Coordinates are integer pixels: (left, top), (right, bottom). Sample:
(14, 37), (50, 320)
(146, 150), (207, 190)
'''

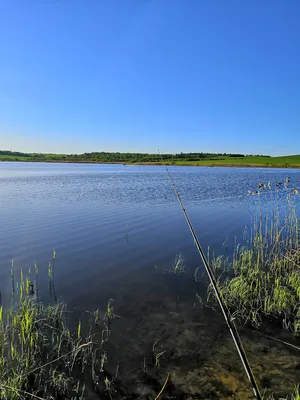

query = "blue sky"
(1, 1), (299, 155)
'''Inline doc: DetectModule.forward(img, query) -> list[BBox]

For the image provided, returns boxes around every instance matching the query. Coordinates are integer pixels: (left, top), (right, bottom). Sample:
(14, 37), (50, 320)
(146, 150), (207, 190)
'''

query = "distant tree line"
(0, 150), (270, 162)
(0, 150), (32, 157)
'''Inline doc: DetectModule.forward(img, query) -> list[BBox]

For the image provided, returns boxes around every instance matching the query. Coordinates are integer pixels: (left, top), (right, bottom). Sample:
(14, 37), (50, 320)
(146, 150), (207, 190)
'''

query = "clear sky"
(1, 1), (300, 155)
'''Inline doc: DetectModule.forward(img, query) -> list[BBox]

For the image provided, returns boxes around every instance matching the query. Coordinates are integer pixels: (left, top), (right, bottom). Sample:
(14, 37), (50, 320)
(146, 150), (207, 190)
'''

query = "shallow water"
(86, 268), (300, 399)
(0, 162), (300, 398)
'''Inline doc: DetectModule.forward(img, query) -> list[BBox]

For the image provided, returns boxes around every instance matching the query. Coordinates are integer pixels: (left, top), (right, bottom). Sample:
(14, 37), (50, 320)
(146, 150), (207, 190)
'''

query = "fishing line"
(158, 151), (262, 400)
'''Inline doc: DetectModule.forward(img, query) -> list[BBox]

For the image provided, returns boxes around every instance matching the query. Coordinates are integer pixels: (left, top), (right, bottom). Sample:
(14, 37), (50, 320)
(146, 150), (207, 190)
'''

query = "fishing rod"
(158, 152), (262, 400)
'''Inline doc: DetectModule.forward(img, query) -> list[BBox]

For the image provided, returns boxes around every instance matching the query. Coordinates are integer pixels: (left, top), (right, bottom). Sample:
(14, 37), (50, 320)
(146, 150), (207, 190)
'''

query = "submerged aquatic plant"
(155, 350), (166, 368)
(170, 253), (186, 274)
(105, 298), (115, 321)
(100, 351), (107, 372)
(152, 338), (166, 368)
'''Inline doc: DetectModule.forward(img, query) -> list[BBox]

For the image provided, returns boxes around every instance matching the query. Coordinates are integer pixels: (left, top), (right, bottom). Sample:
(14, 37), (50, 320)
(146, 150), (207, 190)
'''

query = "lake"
(1, 162), (300, 398)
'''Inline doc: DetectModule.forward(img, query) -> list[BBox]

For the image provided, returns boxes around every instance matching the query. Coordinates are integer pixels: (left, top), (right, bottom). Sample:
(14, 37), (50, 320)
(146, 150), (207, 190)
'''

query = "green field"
(174, 155), (300, 168)
(1, 150), (300, 168)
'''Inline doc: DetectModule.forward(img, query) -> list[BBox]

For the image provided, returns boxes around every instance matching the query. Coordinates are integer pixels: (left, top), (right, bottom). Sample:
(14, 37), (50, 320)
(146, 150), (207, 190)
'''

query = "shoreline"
(1, 159), (300, 169)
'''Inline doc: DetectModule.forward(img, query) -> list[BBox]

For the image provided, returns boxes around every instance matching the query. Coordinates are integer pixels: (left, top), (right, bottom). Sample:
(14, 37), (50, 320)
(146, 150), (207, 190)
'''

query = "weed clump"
(209, 181), (300, 334)
(0, 268), (120, 399)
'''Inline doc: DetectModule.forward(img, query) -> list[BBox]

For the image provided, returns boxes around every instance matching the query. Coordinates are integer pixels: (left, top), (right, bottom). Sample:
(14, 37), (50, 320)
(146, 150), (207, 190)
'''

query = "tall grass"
(209, 184), (300, 334)
(0, 267), (118, 399)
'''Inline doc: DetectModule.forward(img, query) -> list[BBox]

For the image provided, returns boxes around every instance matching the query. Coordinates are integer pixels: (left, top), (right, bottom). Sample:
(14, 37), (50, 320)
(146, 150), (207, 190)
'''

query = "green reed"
(0, 264), (119, 399)
(208, 184), (300, 334)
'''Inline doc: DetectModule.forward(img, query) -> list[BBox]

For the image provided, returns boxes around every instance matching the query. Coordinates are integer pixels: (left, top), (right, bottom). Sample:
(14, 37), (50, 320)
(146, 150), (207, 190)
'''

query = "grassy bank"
(1, 150), (300, 168)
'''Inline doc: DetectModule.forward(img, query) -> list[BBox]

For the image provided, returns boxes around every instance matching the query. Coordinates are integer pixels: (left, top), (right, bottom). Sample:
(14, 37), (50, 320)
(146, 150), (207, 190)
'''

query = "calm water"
(1, 162), (298, 302)
(1, 162), (300, 398)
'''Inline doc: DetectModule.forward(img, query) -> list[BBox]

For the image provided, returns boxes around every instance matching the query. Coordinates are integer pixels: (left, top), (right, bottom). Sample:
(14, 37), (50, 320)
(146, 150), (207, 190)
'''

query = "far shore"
(1, 159), (300, 169)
